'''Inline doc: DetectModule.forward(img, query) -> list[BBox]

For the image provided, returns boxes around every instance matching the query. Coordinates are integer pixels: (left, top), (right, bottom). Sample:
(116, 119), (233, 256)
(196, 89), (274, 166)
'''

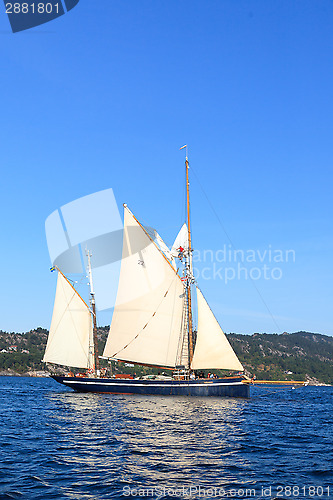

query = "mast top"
(179, 144), (188, 161)
(86, 248), (95, 297)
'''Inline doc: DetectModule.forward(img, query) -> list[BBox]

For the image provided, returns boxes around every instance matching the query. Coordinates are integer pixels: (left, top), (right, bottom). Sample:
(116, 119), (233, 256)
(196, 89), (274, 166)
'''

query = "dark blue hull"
(51, 375), (250, 397)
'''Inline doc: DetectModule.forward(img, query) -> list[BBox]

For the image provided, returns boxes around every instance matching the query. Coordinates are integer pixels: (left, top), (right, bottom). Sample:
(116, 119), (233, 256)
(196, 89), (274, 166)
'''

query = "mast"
(87, 250), (100, 375)
(184, 147), (194, 366)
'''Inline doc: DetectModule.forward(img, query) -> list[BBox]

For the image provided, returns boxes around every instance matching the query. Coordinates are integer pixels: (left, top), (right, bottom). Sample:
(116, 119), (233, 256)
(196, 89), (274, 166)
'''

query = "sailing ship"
(43, 151), (250, 397)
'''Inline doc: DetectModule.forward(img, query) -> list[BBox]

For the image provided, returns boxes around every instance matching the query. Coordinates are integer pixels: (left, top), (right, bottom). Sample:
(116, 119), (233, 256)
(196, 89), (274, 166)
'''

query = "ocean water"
(0, 377), (332, 500)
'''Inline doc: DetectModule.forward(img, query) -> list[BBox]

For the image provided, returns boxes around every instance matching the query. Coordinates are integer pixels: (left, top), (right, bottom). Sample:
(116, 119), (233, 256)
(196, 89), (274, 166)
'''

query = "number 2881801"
(6, 3), (60, 14)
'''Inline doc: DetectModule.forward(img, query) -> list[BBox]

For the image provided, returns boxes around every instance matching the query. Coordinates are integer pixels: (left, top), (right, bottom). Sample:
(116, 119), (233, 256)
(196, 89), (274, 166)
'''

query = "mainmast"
(182, 146), (194, 367)
(87, 250), (100, 376)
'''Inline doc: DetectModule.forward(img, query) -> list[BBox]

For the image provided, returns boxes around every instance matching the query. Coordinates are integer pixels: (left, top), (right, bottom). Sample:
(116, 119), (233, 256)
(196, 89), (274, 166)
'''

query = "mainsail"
(191, 287), (244, 371)
(43, 271), (93, 368)
(103, 207), (184, 368)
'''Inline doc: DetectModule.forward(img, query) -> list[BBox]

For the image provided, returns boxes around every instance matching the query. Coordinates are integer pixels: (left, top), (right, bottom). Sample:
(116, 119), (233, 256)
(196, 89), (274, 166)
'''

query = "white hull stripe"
(63, 380), (244, 387)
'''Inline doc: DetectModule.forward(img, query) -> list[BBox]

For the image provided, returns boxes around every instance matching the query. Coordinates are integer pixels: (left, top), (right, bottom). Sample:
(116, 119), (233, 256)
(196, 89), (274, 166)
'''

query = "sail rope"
(175, 294), (187, 367)
(189, 163), (282, 334)
(109, 273), (179, 360)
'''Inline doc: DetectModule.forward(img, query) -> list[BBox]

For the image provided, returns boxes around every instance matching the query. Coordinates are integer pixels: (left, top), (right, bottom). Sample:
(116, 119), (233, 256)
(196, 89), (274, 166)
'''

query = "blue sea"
(0, 377), (332, 500)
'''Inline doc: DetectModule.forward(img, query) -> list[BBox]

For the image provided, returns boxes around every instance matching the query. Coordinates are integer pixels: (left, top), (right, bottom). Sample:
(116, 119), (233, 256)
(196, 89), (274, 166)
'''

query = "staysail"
(191, 287), (244, 371)
(43, 271), (92, 368)
(171, 223), (188, 256)
(103, 207), (184, 367)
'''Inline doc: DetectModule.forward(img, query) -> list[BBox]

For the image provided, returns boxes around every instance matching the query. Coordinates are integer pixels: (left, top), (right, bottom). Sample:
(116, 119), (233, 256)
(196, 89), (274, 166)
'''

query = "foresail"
(103, 207), (184, 367)
(43, 271), (92, 368)
(191, 287), (244, 371)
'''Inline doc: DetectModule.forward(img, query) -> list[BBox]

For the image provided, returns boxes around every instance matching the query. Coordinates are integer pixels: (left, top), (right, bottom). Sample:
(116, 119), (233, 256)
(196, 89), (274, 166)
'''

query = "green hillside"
(228, 331), (333, 384)
(0, 328), (332, 384)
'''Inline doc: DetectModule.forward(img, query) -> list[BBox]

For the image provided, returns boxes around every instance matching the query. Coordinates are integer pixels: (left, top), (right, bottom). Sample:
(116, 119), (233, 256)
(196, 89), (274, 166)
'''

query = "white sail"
(171, 223), (188, 256)
(103, 207), (184, 367)
(191, 287), (244, 371)
(43, 271), (92, 368)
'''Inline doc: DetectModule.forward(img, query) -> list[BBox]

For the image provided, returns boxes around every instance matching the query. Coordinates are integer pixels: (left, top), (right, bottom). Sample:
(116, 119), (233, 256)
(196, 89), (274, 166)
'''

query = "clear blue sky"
(1, 0), (332, 335)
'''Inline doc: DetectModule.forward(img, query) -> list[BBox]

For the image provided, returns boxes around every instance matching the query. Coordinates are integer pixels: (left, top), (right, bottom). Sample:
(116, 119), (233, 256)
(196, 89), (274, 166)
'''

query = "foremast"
(86, 250), (100, 376)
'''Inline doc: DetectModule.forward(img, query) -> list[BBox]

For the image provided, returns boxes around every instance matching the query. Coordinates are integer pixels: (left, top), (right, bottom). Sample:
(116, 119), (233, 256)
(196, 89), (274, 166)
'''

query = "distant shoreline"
(0, 370), (50, 378)
(1, 329), (332, 385)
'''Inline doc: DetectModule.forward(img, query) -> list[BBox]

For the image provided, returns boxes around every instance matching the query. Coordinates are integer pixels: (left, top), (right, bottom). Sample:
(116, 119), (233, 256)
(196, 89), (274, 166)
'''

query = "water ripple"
(0, 378), (332, 499)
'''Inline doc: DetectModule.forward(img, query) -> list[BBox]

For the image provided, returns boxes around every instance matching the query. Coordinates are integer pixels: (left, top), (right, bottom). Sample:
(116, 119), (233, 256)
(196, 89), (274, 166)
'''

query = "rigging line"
(165, 270), (183, 365)
(59, 268), (95, 318)
(56, 267), (90, 310)
(176, 292), (187, 366)
(181, 158), (186, 227)
(189, 164), (282, 334)
(109, 273), (179, 360)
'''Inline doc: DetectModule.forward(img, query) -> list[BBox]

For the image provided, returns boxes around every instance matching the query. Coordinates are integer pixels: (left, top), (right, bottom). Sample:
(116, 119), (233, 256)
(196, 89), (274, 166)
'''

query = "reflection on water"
(47, 392), (251, 487)
(0, 377), (332, 500)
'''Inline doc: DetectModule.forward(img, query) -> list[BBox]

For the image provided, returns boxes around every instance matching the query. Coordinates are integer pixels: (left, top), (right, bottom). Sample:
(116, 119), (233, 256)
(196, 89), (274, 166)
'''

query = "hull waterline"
(51, 375), (250, 398)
